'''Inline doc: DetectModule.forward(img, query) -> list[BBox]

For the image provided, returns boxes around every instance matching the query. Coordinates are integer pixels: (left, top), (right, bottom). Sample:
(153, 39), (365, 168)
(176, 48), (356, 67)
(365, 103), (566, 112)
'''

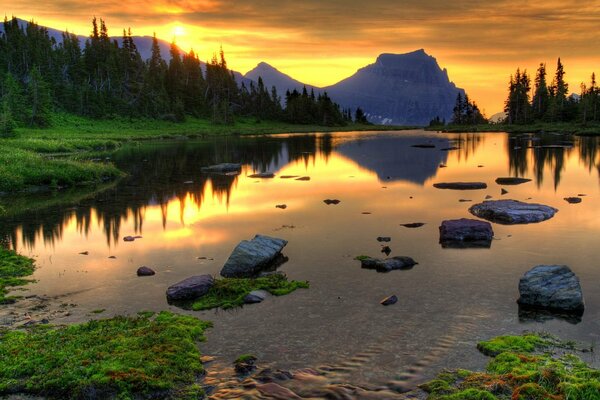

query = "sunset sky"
(4, 0), (600, 115)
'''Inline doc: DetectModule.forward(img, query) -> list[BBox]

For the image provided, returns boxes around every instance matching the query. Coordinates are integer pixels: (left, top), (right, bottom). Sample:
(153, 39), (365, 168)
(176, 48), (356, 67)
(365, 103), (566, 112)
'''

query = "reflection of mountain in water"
(336, 136), (450, 184)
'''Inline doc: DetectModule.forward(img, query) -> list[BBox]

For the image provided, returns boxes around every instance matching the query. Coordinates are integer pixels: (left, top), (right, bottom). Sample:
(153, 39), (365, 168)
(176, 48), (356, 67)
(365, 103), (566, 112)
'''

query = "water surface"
(2, 130), (600, 393)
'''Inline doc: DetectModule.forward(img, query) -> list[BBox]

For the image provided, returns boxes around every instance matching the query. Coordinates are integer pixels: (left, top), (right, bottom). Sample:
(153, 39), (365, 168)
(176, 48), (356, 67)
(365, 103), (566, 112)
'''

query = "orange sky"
(4, 0), (600, 115)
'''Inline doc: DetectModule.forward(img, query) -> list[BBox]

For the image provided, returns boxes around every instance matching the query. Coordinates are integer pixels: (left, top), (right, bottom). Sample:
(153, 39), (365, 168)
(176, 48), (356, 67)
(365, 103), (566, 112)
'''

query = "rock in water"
(433, 182), (487, 190)
(137, 266), (156, 276)
(381, 295), (398, 306)
(166, 275), (214, 301)
(244, 290), (269, 304)
(517, 265), (584, 313)
(495, 177), (532, 185)
(401, 222), (426, 228)
(221, 235), (288, 278)
(323, 199), (341, 205)
(469, 200), (558, 224)
(201, 163), (242, 174)
(439, 219), (494, 248)
(359, 256), (417, 272)
(564, 197), (582, 204)
(249, 172), (275, 178)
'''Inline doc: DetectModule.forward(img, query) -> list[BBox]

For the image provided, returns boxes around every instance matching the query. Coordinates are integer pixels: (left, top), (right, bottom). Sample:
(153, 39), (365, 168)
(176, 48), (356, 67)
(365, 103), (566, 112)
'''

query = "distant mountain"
(325, 50), (464, 126)
(245, 62), (318, 96)
(245, 50), (465, 126)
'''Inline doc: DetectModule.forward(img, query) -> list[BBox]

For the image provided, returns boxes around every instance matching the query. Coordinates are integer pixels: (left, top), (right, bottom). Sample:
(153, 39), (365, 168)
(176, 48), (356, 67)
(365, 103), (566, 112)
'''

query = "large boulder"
(439, 218), (493, 248)
(433, 182), (487, 190)
(517, 265), (584, 313)
(359, 256), (417, 272)
(469, 200), (558, 224)
(221, 235), (288, 278)
(166, 275), (214, 301)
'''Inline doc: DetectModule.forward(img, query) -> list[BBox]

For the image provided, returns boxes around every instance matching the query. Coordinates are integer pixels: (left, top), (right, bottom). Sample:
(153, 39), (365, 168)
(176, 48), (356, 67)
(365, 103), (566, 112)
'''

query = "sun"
(173, 25), (186, 37)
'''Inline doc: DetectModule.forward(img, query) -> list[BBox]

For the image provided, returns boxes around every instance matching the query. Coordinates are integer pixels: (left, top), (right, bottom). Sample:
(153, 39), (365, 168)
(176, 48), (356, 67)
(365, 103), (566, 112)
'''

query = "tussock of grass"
(0, 311), (212, 399)
(191, 274), (309, 311)
(0, 147), (122, 192)
(421, 333), (600, 400)
(0, 248), (35, 304)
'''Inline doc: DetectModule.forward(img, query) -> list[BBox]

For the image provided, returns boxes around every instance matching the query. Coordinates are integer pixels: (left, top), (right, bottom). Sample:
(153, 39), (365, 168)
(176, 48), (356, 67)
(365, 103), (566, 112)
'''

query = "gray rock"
(495, 177), (532, 185)
(381, 295), (398, 306)
(359, 256), (417, 272)
(377, 236), (391, 242)
(323, 199), (341, 205)
(201, 163), (242, 174)
(400, 222), (425, 228)
(221, 235), (288, 278)
(469, 200), (558, 224)
(137, 266), (156, 276)
(166, 275), (214, 301)
(244, 290), (269, 304)
(433, 182), (487, 190)
(439, 218), (494, 248)
(517, 265), (584, 313)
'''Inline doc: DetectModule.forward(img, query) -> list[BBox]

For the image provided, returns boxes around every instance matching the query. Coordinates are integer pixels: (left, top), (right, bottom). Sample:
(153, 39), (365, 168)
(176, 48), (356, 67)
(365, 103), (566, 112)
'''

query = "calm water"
(2, 130), (600, 393)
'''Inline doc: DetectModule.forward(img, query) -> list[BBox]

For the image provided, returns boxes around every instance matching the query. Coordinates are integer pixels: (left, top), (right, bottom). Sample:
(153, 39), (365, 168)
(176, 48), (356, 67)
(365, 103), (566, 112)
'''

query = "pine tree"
(0, 98), (16, 136)
(355, 107), (368, 124)
(548, 58), (569, 122)
(28, 67), (52, 127)
(531, 63), (549, 120)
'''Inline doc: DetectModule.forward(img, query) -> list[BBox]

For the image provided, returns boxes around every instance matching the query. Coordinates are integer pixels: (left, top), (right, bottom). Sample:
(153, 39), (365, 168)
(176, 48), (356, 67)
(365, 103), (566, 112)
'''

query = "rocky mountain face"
(325, 50), (464, 125)
(245, 50), (465, 126)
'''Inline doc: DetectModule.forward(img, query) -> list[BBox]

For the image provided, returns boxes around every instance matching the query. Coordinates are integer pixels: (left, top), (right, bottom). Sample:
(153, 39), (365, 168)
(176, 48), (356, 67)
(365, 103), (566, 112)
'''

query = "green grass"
(0, 146), (122, 193)
(191, 274), (309, 311)
(428, 122), (600, 135)
(0, 248), (35, 304)
(421, 333), (600, 400)
(0, 311), (212, 399)
(234, 354), (257, 364)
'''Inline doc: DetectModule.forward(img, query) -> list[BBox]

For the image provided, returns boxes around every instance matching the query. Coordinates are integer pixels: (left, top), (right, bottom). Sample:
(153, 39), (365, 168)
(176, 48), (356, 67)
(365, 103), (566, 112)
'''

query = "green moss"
(190, 274), (309, 311)
(0, 248), (35, 304)
(422, 333), (600, 400)
(354, 255), (370, 261)
(477, 334), (548, 356)
(0, 311), (212, 399)
(234, 354), (257, 364)
(91, 309), (106, 314)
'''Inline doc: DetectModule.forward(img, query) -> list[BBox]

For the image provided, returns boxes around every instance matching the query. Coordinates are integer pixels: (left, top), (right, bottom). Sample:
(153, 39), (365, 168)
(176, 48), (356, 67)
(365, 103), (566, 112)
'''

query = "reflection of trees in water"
(508, 134), (600, 189)
(1, 135), (333, 250)
(450, 133), (485, 163)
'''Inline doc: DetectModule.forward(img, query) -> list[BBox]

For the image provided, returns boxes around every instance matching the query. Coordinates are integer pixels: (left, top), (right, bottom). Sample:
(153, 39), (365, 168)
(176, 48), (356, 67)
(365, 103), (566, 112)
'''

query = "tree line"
(0, 17), (360, 136)
(505, 58), (600, 125)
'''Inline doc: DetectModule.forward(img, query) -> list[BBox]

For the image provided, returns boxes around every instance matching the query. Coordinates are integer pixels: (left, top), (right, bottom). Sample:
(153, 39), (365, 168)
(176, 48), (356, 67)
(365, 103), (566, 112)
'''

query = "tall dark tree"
(531, 63), (549, 120)
(505, 68), (531, 124)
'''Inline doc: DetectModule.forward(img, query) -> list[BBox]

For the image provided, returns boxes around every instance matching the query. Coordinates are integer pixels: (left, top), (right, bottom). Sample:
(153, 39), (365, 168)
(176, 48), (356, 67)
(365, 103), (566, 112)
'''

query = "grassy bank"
(0, 112), (408, 194)
(190, 274), (309, 311)
(0, 248), (35, 304)
(0, 311), (212, 399)
(421, 333), (599, 399)
(428, 122), (600, 135)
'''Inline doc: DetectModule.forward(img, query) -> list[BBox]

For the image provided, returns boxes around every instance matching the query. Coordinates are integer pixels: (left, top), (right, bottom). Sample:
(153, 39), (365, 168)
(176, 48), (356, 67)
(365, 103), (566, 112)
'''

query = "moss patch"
(191, 274), (309, 311)
(0, 248), (35, 304)
(421, 333), (600, 400)
(0, 311), (212, 399)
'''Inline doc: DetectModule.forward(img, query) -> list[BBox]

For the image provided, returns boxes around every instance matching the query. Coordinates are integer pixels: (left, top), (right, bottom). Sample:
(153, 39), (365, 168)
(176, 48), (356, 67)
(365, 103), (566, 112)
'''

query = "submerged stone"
(433, 182), (487, 190)
(137, 266), (155, 276)
(201, 163), (242, 174)
(220, 235), (288, 278)
(439, 218), (494, 248)
(249, 172), (275, 178)
(564, 197), (582, 204)
(381, 295), (398, 306)
(400, 222), (425, 228)
(359, 256), (417, 272)
(518, 265), (584, 314)
(469, 200), (558, 224)
(244, 290), (269, 304)
(166, 275), (214, 301)
(323, 199), (341, 205)
(495, 177), (532, 185)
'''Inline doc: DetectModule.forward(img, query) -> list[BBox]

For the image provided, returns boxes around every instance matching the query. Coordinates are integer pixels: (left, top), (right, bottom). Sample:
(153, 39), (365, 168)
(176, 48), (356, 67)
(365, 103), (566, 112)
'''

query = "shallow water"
(2, 130), (600, 395)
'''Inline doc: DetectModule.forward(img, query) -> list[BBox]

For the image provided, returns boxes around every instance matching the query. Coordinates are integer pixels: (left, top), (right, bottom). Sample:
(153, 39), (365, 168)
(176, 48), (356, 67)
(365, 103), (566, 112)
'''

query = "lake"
(1, 129), (599, 397)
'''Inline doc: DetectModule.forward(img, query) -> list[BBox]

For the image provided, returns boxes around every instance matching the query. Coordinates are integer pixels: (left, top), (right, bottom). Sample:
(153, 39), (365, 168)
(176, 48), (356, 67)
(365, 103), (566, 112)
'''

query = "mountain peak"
(375, 49), (435, 68)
